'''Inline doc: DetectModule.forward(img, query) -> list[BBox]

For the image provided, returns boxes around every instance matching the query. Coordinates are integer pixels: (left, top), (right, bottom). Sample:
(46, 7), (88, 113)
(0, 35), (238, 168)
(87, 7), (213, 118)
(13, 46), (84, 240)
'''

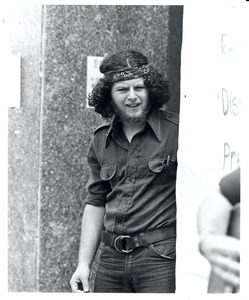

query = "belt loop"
(140, 232), (146, 246)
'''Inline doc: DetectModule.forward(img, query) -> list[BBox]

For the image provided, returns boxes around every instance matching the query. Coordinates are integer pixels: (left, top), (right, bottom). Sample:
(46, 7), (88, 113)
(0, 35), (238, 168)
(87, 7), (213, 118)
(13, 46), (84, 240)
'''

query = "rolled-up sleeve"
(85, 139), (110, 207)
(219, 167), (240, 206)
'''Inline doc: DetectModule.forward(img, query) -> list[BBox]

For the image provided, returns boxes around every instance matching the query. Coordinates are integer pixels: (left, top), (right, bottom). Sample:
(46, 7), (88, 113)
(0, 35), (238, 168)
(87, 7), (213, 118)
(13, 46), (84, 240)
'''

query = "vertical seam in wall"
(36, 4), (46, 292)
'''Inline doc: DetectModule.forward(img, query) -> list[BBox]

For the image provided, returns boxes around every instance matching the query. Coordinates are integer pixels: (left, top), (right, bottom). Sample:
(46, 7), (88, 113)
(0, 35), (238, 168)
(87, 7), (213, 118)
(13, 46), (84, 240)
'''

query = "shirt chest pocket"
(148, 154), (177, 186)
(100, 164), (117, 188)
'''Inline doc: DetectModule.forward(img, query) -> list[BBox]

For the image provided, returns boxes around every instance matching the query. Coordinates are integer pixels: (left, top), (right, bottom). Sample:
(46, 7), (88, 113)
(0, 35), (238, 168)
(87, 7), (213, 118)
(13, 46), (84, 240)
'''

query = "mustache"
(111, 102), (152, 125)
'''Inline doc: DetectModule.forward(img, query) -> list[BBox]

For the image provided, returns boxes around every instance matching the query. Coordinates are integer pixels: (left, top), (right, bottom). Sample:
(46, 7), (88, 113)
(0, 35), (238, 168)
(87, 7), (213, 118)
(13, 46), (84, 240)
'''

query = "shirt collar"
(104, 108), (162, 147)
(146, 108), (162, 142)
(104, 117), (119, 148)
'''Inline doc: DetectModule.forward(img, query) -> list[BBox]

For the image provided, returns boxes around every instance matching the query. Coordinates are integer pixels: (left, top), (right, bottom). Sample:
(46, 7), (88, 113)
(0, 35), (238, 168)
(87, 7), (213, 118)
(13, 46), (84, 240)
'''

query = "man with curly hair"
(70, 50), (179, 293)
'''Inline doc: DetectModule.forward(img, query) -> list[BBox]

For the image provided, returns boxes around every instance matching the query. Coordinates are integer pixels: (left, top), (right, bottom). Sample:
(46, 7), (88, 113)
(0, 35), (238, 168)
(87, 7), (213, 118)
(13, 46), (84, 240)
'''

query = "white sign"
(176, 3), (248, 295)
(86, 56), (104, 107)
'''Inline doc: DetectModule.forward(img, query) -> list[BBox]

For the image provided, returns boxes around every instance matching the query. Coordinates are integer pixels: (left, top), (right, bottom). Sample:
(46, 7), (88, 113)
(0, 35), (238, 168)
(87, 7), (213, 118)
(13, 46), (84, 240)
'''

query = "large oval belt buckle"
(114, 235), (134, 253)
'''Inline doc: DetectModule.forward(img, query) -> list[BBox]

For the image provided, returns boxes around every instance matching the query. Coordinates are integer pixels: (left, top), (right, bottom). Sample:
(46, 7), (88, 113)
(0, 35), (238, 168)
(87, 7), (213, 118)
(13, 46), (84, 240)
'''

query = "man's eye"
(135, 86), (144, 91)
(117, 88), (128, 92)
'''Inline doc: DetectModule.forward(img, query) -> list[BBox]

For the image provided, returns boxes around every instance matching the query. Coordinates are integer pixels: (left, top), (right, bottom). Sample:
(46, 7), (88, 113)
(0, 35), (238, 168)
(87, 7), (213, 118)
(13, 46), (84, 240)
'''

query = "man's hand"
(199, 234), (240, 288)
(70, 264), (91, 293)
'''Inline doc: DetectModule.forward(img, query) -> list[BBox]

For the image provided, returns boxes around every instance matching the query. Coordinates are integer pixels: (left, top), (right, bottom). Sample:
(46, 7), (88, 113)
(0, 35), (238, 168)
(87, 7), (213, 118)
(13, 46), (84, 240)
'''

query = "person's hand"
(199, 234), (240, 288)
(70, 263), (91, 293)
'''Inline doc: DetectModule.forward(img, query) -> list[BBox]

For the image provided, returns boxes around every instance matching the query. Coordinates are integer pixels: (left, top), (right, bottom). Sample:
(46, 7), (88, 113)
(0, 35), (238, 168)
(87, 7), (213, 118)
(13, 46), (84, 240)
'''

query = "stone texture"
(8, 5), (182, 292)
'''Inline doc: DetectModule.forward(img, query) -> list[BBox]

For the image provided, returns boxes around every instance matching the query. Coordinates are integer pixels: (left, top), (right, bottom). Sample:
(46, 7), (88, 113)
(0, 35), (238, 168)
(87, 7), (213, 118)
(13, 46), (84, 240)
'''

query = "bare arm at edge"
(70, 204), (105, 293)
(197, 190), (240, 288)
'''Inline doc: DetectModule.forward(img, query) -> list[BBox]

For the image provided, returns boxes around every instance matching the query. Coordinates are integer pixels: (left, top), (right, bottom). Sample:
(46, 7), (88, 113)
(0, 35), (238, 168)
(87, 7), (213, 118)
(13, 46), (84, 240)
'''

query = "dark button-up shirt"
(85, 108), (179, 235)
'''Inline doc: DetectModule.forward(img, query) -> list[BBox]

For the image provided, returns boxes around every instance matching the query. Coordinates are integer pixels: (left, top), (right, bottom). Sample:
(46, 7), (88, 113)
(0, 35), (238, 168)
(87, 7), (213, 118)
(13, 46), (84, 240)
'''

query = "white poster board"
(176, 2), (248, 295)
(86, 56), (104, 107)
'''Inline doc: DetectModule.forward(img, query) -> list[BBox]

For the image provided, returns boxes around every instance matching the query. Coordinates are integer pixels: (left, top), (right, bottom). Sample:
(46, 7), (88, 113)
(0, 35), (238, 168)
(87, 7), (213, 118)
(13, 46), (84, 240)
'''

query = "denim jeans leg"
(94, 245), (134, 293)
(131, 242), (176, 293)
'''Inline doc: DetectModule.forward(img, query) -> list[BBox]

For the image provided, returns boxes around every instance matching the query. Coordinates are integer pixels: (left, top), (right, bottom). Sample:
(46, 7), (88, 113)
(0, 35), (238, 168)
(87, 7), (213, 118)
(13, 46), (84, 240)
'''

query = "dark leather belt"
(101, 227), (176, 254)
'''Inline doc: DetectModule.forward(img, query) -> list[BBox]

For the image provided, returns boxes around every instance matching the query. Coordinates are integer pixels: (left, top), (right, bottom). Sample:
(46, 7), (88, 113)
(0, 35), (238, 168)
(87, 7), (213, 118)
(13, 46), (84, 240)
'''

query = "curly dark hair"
(87, 50), (170, 119)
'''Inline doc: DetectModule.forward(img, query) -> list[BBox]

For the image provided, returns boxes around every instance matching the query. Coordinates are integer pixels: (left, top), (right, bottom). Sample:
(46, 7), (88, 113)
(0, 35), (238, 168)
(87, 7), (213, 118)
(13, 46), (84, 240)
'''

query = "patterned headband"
(104, 65), (150, 83)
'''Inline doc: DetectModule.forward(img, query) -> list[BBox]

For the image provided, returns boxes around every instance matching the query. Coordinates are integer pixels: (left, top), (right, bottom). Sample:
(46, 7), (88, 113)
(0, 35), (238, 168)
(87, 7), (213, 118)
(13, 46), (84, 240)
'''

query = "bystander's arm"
(197, 190), (240, 288)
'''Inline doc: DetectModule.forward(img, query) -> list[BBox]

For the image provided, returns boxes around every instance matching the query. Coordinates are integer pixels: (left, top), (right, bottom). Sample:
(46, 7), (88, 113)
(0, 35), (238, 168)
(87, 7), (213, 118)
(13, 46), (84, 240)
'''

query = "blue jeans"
(94, 238), (176, 293)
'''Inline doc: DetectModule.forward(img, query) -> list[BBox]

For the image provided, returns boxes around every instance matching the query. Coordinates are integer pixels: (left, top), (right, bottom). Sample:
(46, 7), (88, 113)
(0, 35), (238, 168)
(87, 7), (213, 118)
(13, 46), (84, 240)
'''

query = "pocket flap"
(148, 160), (164, 173)
(100, 164), (117, 180)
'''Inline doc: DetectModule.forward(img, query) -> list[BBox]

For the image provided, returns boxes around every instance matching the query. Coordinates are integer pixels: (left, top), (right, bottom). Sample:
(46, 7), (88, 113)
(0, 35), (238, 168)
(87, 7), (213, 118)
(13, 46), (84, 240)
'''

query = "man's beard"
(112, 102), (151, 127)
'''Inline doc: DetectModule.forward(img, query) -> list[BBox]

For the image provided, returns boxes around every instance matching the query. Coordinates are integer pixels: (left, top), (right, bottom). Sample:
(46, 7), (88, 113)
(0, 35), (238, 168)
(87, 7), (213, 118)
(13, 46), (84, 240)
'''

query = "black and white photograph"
(1, 0), (248, 298)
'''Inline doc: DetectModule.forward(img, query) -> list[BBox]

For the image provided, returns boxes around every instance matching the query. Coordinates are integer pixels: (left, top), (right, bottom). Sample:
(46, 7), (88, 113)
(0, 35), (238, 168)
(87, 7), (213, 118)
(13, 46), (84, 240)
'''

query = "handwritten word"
(223, 142), (240, 171)
(221, 88), (240, 116)
(221, 34), (235, 59)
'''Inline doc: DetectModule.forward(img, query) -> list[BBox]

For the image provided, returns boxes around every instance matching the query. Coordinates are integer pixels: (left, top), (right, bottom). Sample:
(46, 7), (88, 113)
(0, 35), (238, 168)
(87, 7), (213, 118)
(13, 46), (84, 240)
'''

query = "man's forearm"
(78, 204), (105, 266)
